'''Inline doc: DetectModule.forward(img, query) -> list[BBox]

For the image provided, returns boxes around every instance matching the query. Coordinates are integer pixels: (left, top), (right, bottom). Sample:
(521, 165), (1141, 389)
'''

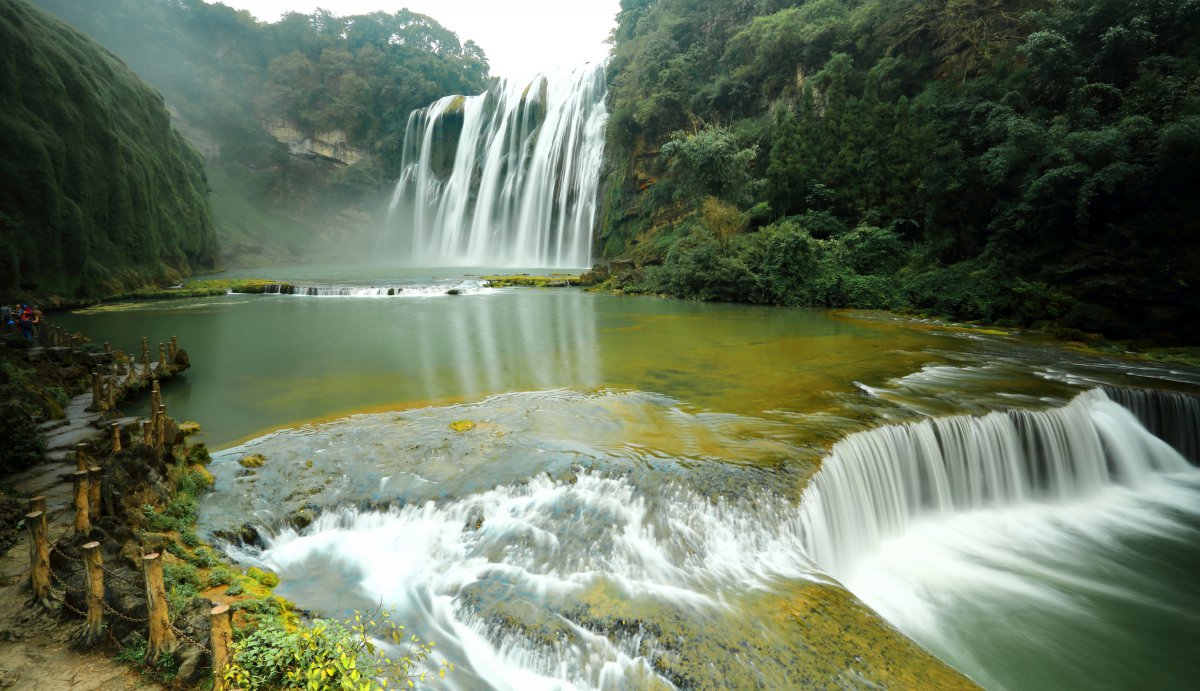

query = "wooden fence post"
(27, 511), (50, 605)
(142, 552), (177, 659)
(75, 443), (88, 472)
(169, 336), (177, 363)
(103, 342), (111, 354)
(126, 355), (138, 387)
(151, 380), (161, 427)
(210, 603), (233, 690)
(111, 422), (122, 453)
(88, 466), (102, 523)
(158, 343), (167, 375)
(142, 420), (153, 446)
(142, 337), (151, 382)
(91, 371), (102, 411)
(72, 471), (91, 536)
(82, 541), (105, 643)
(156, 405), (167, 454)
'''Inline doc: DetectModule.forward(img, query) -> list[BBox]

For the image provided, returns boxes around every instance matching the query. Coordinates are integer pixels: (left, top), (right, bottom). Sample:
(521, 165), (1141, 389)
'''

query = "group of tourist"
(1, 303), (41, 341)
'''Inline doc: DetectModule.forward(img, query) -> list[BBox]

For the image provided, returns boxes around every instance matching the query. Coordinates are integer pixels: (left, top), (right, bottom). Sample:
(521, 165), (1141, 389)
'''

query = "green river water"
(54, 268), (1200, 690)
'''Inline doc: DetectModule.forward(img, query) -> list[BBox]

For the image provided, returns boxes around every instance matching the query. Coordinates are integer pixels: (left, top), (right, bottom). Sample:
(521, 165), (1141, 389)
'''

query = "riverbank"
(0, 330), (291, 688)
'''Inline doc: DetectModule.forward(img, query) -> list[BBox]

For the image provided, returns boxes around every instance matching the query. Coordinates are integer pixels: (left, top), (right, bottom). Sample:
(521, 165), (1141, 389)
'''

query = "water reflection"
(58, 290), (606, 446)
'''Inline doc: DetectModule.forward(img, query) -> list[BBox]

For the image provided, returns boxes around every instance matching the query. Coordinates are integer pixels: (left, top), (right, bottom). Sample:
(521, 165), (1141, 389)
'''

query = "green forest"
(0, 0), (218, 298)
(30, 0), (490, 265)
(4, 0), (1199, 342)
(600, 0), (1200, 343)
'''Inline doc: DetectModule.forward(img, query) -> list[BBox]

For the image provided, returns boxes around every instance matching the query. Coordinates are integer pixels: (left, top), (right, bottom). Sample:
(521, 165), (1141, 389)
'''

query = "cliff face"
(265, 119), (365, 166)
(0, 0), (218, 300)
(29, 0), (491, 269)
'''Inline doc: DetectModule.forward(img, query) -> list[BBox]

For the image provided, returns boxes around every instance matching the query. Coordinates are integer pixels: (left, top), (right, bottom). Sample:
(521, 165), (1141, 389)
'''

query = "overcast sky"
(223, 0), (621, 81)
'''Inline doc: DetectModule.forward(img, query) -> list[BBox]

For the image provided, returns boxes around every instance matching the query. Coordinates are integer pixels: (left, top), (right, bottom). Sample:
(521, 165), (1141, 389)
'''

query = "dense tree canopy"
(601, 0), (1200, 343)
(33, 0), (489, 176)
(31, 0), (491, 267)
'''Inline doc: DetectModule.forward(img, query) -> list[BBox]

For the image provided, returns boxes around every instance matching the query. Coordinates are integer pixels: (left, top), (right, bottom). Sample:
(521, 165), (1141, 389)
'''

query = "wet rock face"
(196, 389), (804, 543)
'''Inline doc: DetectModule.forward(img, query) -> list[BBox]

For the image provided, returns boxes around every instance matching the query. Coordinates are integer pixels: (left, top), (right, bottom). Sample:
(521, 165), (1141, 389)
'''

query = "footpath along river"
(56, 267), (1200, 690)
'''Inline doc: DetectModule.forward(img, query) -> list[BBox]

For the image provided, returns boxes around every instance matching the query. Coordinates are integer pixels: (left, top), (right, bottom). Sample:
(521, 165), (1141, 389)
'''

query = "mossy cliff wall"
(0, 0), (218, 301)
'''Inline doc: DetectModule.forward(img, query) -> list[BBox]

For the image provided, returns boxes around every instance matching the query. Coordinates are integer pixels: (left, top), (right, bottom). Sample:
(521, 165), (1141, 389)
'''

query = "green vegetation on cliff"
(33, 0), (491, 267)
(602, 0), (1200, 342)
(0, 0), (218, 300)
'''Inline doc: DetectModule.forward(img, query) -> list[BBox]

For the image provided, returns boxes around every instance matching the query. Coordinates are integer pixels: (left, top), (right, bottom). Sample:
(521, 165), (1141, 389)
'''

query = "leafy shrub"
(225, 607), (451, 691)
(205, 566), (237, 588)
(186, 442), (211, 465)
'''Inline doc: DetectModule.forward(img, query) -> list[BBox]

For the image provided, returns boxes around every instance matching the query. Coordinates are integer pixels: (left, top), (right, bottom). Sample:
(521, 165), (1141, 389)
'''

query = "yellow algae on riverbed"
(450, 419), (476, 432)
(766, 583), (980, 690)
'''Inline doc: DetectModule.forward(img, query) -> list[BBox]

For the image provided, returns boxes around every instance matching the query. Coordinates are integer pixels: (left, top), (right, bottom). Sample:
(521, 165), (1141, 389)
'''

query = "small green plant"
(45, 386), (69, 408)
(187, 545), (219, 567)
(186, 441), (211, 464)
(115, 633), (179, 682)
(224, 605), (452, 690)
(226, 583), (245, 596)
(204, 566), (237, 588)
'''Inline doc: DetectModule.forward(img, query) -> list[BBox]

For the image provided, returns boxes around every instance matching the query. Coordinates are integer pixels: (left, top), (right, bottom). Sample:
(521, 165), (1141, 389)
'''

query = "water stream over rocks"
(59, 283), (1200, 689)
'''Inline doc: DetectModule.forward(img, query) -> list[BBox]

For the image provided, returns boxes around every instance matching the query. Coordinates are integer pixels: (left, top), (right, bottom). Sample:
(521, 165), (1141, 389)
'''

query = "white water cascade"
(796, 388), (1200, 690)
(381, 63), (608, 268)
(228, 388), (1200, 689)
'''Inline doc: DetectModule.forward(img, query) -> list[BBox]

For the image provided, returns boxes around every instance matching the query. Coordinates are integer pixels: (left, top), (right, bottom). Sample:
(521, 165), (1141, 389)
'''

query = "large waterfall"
(380, 64), (608, 268)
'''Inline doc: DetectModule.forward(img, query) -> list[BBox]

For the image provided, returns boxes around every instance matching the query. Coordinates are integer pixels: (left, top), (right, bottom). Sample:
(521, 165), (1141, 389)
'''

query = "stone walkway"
(0, 355), (177, 690)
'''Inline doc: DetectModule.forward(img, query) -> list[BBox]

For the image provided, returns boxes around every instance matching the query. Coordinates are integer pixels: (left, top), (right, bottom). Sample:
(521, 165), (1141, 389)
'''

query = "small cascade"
(261, 280), (488, 297)
(238, 473), (821, 690)
(381, 63), (608, 268)
(1103, 385), (1200, 464)
(797, 388), (1192, 578)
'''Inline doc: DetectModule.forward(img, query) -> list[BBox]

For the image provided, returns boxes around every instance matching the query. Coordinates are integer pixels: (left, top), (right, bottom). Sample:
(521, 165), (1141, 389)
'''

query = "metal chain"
(49, 587), (87, 617)
(48, 567), (82, 594)
(99, 598), (150, 624)
(99, 563), (143, 587)
(49, 542), (83, 563)
(169, 621), (212, 655)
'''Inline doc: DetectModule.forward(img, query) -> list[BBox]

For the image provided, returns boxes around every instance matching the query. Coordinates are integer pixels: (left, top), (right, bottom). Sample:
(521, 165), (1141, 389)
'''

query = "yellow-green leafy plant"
(224, 605), (452, 690)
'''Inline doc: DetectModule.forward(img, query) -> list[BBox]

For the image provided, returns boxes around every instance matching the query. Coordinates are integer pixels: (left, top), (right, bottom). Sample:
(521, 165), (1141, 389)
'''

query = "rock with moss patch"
(178, 421), (201, 435)
(450, 419), (476, 433)
(238, 453), (266, 468)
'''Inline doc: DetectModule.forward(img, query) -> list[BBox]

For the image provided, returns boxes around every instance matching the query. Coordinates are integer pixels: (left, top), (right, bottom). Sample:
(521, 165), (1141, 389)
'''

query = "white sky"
(223, 0), (621, 81)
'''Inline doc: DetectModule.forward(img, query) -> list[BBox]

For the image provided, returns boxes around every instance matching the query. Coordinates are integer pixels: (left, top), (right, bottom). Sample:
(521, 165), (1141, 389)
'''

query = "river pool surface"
(55, 267), (1200, 690)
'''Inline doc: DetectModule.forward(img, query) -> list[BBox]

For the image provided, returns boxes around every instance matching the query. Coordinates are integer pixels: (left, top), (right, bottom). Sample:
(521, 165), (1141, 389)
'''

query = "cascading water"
(215, 386), (1200, 689)
(380, 63), (608, 268)
(1102, 385), (1200, 463)
(796, 388), (1200, 690)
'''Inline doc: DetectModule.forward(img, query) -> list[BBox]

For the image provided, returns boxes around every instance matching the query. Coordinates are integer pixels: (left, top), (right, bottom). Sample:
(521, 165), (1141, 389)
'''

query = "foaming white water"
(250, 473), (823, 690)
(797, 389), (1190, 577)
(260, 279), (490, 297)
(382, 64), (608, 268)
(797, 388), (1200, 690)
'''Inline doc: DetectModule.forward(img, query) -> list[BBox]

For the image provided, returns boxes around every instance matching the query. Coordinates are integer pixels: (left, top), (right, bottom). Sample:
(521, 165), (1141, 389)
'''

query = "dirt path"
(0, 381), (164, 691)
